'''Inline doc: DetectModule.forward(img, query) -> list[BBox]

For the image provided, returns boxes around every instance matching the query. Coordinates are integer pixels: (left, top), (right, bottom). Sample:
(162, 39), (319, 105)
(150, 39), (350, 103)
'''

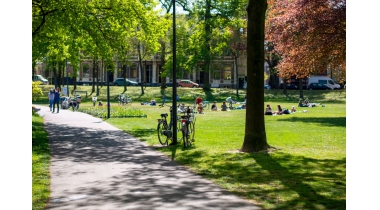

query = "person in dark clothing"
(52, 87), (60, 113)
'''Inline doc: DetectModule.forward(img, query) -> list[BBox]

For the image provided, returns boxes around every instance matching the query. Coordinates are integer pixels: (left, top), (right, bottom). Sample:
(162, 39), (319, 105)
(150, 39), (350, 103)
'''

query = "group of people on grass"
(264, 98), (317, 115)
(298, 98), (317, 107)
(195, 96), (242, 113)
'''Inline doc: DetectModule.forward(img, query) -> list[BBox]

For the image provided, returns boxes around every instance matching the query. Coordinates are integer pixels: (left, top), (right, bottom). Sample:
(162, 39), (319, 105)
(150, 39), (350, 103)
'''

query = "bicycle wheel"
(157, 121), (169, 146)
(182, 122), (190, 148)
(188, 121), (195, 143)
(204, 102), (210, 110)
(126, 98), (132, 105)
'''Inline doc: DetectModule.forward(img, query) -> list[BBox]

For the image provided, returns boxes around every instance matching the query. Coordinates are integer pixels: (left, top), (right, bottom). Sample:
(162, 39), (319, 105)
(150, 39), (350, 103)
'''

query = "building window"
(213, 70), (221, 80)
(83, 64), (90, 79)
(224, 65), (232, 80)
(130, 64), (137, 78)
(212, 64), (221, 80)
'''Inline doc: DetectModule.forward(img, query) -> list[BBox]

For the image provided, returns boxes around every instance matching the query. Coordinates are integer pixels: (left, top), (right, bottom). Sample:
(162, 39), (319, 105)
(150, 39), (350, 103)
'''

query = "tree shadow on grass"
(277, 117), (346, 127)
(175, 150), (346, 210)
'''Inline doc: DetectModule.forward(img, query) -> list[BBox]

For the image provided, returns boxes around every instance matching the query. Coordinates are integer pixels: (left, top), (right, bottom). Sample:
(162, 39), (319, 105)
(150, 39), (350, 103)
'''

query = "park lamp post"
(172, 0), (178, 145)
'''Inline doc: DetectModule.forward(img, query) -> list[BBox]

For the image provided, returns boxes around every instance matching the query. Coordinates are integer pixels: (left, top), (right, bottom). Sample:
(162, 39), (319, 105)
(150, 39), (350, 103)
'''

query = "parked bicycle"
(179, 106), (196, 148)
(202, 101), (210, 110)
(68, 95), (82, 111)
(157, 104), (181, 146)
(226, 97), (237, 110)
(118, 94), (132, 105)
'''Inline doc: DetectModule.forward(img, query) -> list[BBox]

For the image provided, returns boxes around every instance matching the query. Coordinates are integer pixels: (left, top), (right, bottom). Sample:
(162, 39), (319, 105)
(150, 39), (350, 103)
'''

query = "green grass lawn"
(32, 111), (50, 210)
(32, 86), (346, 209)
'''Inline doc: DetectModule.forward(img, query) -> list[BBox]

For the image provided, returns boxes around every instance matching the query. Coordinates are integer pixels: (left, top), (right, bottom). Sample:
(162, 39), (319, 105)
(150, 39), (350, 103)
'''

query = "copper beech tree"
(266, 0), (346, 82)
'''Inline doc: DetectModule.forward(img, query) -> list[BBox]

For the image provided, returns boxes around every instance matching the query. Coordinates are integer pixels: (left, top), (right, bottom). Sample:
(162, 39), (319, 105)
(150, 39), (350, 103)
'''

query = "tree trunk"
(202, 0), (212, 90)
(282, 77), (287, 94)
(96, 60), (100, 96)
(298, 78), (304, 99)
(160, 42), (167, 89)
(92, 58), (96, 93)
(138, 45), (144, 95)
(235, 56), (239, 97)
(241, 0), (269, 153)
(123, 61), (128, 92)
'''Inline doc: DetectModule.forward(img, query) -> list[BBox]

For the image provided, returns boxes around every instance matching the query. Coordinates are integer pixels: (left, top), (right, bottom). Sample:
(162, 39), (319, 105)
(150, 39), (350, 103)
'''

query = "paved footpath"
(34, 105), (261, 210)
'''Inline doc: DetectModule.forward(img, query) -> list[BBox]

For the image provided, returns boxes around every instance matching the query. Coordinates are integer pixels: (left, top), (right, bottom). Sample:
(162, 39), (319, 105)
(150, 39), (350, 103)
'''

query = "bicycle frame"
(157, 104), (181, 145)
(180, 106), (196, 147)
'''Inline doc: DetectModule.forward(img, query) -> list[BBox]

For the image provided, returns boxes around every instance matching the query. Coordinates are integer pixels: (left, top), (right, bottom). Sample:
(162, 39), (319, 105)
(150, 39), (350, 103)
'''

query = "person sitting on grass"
(264, 104), (273, 115)
(197, 102), (204, 114)
(298, 99), (308, 107)
(304, 98), (317, 107)
(221, 101), (228, 111)
(274, 104), (283, 115)
(150, 99), (156, 106)
(291, 106), (296, 113)
(211, 101), (219, 111)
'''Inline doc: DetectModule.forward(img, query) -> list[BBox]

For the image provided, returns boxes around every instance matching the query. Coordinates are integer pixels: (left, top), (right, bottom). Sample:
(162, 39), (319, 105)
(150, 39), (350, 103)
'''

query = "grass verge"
(32, 111), (50, 210)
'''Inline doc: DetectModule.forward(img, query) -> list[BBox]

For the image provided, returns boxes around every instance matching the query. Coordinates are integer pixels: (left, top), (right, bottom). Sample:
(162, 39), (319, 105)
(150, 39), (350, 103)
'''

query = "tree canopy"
(266, 0), (346, 81)
(32, 0), (167, 80)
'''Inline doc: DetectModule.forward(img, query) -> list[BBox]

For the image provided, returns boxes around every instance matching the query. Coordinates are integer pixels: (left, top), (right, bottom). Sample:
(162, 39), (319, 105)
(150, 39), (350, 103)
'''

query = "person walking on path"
(52, 87), (60, 113)
(48, 89), (55, 111)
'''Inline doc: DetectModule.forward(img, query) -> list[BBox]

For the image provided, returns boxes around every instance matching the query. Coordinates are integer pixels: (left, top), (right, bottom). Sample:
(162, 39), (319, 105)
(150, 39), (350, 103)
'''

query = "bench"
(73, 90), (88, 97)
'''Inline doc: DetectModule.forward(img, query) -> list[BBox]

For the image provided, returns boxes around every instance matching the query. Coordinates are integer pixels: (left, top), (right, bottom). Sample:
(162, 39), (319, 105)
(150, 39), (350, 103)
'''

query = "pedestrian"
(176, 94), (180, 102)
(48, 89), (55, 111)
(52, 87), (60, 113)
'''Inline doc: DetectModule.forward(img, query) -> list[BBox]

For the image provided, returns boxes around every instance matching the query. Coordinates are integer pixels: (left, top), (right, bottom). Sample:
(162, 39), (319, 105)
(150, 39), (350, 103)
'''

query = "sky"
(1, 1), (379, 209)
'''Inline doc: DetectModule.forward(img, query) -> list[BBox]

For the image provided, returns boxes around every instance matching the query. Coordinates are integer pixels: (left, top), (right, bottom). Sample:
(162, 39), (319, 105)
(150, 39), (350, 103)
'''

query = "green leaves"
(33, 0), (170, 73)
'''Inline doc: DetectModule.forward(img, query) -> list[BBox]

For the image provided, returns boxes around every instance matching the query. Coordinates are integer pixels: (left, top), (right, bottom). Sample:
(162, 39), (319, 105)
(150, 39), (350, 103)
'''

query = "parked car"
(279, 83), (298, 90)
(32, 75), (49, 85)
(178, 79), (199, 88)
(243, 83), (271, 90)
(113, 78), (138, 86)
(307, 83), (331, 90)
(308, 76), (340, 90)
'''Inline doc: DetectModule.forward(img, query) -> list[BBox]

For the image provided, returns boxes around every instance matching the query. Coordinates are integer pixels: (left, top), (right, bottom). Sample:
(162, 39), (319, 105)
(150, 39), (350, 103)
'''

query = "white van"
(32, 75), (49, 85)
(308, 76), (340, 90)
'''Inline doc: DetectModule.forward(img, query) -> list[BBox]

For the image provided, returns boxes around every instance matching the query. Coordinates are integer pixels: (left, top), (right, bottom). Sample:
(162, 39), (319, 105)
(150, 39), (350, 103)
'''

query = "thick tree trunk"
(241, 0), (269, 153)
